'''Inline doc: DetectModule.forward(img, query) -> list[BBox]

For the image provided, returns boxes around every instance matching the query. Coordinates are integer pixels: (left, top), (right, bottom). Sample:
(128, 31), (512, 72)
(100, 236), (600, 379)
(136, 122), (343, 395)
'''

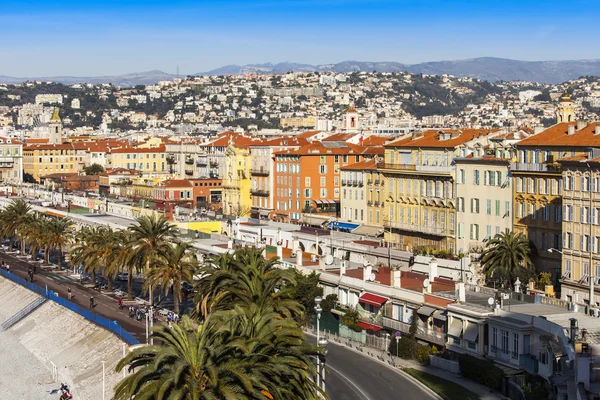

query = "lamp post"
(317, 336), (329, 395)
(383, 332), (390, 360)
(314, 296), (323, 389)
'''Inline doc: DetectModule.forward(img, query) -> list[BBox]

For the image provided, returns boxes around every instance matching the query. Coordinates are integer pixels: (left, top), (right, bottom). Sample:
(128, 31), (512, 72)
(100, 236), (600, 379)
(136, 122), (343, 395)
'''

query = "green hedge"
(457, 354), (504, 391)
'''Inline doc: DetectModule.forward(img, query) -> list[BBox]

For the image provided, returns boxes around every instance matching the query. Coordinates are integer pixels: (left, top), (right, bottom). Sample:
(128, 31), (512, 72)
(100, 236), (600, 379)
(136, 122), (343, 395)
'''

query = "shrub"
(417, 344), (432, 365)
(458, 354), (504, 391)
(389, 336), (418, 359)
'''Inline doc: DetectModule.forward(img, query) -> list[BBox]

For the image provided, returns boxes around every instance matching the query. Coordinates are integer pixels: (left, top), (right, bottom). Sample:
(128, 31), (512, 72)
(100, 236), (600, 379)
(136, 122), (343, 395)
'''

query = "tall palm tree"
(104, 229), (132, 295)
(481, 230), (532, 288)
(42, 216), (75, 268)
(1, 199), (32, 252)
(127, 214), (178, 305)
(145, 242), (197, 315)
(71, 226), (108, 283)
(114, 312), (323, 400)
(21, 213), (46, 261)
(194, 248), (302, 320)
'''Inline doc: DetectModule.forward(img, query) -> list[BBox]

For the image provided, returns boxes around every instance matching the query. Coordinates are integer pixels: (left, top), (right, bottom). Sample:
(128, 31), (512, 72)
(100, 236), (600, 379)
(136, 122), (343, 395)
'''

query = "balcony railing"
(185, 159), (194, 165)
(384, 220), (449, 236)
(415, 165), (453, 173)
(210, 161), (219, 167)
(511, 162), (561, 173)
(250, 168), (270, 176)
(185, 170), (194, 176)
(381, 317), (446, 346)
(196, 161), (207, 167)
(367, 201), (372, 206)
(251, 189), (270, 196)
(519, 354), (538, 374)
(342, 179), (349, 186)
(0, 161), (14, 168)
(374, 180), (380, 185)
(302, 207), (337, 214)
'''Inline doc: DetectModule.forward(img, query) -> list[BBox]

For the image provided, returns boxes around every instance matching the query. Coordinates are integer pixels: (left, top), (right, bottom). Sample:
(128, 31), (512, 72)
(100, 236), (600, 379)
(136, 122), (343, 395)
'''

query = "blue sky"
(2, 0), (600, 76)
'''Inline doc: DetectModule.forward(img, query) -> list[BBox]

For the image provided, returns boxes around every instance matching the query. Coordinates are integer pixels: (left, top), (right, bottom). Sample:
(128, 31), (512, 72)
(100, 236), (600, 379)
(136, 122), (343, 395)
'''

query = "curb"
(304, 330), (443, 400)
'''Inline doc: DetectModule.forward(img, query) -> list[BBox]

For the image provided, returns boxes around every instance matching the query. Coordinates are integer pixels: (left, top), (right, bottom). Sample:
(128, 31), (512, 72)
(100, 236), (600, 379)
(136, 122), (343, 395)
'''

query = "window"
(457, 197), (465, 212)
(486, 199), (492, 215)
(492, 327), (498, 350)
(473, 170), (480, 185)
(320, 177), (326, 187)
(458, 169), (465, 184)
(512, 333), (519, 358)
(470, 224), (479, 240)
(305, 177), (311, 187)
(564, 232), (573, 249)
(584, 263), (590, 277)
(320, 188), (327, 198)
(471, 198), (480, 214)
(565, 260), (572, 275)
(319, 165), (327, 174)
(583, 177), (590, 192)
(505, 201), (510, 217)
(582, 207), (590, 224)
(304, 189), (312, 198)
(495, 200), (501, 216)
(489, 171), (496, 186)
(564, 205), (573, 221)
(516, 177), (523, 193)
(501, 330), (509, 354)
(496, 171), (503, 186)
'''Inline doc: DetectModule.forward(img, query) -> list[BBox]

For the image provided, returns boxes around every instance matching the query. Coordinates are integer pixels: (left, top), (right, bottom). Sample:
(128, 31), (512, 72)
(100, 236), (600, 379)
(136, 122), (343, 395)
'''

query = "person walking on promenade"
(89, 295), (95, 308)
(28, 268), (33, 282)
(6, 264), (9, 273)
(67, 288), (72, 300)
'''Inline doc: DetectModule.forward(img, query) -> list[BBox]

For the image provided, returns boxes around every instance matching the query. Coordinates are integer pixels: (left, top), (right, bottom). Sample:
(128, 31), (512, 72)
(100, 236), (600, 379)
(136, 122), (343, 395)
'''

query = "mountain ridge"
(2, 58), (600, 85)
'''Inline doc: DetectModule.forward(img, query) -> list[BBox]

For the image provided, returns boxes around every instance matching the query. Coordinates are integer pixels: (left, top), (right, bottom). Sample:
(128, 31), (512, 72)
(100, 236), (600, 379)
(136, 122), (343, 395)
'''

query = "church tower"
(342, 105), (359, 131)
(556, 93), (575, 124)
(48, 108), (63, 144)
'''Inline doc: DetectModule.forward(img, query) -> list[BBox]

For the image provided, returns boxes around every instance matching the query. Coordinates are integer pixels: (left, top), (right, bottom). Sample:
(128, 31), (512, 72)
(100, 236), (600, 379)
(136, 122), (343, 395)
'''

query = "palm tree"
(194, 247), (302, 320)
(43, 217), (74, 268)
(21, 213), (46, 261)
(145, 242), (197, 315)
(481, 230), (532, 288)
(127, 214), (178, 305)
(71, 226), (109, 283)
(104, 229), (132, 295)
(1, 199), (32, 252)
(114, 312), (323, 400)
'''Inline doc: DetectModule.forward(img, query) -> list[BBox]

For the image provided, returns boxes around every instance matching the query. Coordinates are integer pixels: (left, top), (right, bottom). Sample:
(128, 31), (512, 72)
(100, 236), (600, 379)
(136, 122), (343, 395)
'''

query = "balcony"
(250, 168), (270, 176)
(342, 179), (349, 186)
(511, 162), (561, 173)
(185, 158), (194, 165)
(196, 160), (207, 167)
(378, 163), (452, 174)
(302, 207), (337, 215)
(374, 180), (380, 186)
(384, 220), (449, 236)
(416, 165), (453, 174)
(210, 161), (219, 167)
(519, 354), (538, 374)
(381, 317), (446, 346)
(357, 180), (364, 187)
(367, 201), (373, 206)
(374, 201), (380, 207)
(367, 180), (372, 185)
(185, 169), (194, 176)
(0, 160), (14, 168)
(251, 189), (270, 197)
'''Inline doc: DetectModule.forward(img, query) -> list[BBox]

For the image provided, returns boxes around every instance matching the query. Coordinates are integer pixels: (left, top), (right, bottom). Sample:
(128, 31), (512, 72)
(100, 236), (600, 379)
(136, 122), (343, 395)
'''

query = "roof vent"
(595, 125), (600, 136)
(567, 125), (575, 136)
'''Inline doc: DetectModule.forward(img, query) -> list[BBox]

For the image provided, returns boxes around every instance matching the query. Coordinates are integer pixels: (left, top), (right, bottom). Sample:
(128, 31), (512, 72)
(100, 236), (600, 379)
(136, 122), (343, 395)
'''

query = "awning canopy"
(313, 199), (323, 205)
(359, 293), (388, 307)
(463, 323), (479, 342)
(416, 305), (437, 317)
(433, 310), (447, 321)
(356, 321), (383, 332)
(301, 216), (329, 227)
(44, 211), (65, 219)
(328, 221), (360, 231)
(448, 318), (463, 338)
(351, 225), (384, 237)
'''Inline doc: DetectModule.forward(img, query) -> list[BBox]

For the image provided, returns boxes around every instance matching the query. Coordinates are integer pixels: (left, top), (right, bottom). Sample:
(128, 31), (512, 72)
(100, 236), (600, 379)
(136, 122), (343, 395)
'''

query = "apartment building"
(512, 122), (600, 278)
(0, 137), (23, 183)
(23, 143), (81, 182)
(558, 152), (600, 308)
(222, 138), (258, 216)
(380, 129), (500, 254)
(108, 144), (168, 175)
(455, 154), (512, 254)
(340, 159), (376, 227)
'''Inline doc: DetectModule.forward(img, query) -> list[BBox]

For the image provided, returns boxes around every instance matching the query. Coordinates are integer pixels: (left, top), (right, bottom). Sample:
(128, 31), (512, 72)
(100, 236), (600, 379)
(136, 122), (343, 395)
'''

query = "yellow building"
(222, 140), (255, 216)
(23, 143), (80, 182)
(108, 145), (168, 175)
(380, 129), (499, 254)
(280, 117), (316, 129)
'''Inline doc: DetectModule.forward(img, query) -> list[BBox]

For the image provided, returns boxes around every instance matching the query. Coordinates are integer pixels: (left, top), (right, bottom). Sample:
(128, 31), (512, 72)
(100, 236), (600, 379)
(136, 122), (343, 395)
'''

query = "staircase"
(1, 296), (47, 330)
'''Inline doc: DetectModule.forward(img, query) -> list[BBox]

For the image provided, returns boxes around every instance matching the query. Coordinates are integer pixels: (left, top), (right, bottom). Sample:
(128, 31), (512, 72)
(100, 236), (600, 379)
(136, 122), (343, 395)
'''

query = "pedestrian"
(33, 264), (37, 275)
(67, 287), (72, 300)
(6, 264), (9, 273)
(89, 295), (94, 308)
(28, 269), (33, 282)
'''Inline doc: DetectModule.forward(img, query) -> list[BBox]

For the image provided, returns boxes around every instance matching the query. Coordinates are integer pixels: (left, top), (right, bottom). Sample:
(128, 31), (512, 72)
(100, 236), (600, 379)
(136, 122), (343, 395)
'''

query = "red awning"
(359, 293), (388, 307)
(356, 322), (383, 332)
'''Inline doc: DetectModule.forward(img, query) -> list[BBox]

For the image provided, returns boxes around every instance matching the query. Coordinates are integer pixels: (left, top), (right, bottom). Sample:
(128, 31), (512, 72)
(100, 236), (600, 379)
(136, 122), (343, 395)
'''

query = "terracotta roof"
(361, 135), (390, 146)
(110, 144), (166, 153)
(159, 179), (194, 188)
(0, 137), (23, 144)
(322, 133), (356, 142)
(25, 138), (50, 144)
(295, 130), (321, 139)
(344, 106), (357, 113)
(274, 142), (373, 156)
(385, 129), (500, 148)
(24, 143), (74, 151)
(341, 159), (378, 171)
(516, 122), (600, 147)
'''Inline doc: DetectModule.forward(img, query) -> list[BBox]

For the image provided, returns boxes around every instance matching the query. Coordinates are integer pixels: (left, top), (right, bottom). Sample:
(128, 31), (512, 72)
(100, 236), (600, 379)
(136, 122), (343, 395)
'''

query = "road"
(1, 251), (433, 400)
(308, 337), (436, 400)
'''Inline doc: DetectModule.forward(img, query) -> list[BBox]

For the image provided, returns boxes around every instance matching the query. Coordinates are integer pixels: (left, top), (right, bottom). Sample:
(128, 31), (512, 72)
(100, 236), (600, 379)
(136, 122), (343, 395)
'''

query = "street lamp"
(317, 336), (328, 395)
(547, 248), (564, 255)
(314, 296), (323, 389)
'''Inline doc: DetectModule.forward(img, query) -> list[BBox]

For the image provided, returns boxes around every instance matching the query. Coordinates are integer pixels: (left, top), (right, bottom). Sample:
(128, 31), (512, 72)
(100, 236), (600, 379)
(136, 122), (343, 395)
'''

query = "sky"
(2, 0), (600, 76)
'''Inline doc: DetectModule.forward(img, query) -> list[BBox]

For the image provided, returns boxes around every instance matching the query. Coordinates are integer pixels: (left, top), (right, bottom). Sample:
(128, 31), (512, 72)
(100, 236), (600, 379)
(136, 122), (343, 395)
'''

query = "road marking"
(327, 363), (372, 400)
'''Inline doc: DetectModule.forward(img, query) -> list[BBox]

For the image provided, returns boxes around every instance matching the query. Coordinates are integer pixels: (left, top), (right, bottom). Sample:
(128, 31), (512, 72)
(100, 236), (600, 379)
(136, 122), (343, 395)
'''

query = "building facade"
(0, 137), (23, 183)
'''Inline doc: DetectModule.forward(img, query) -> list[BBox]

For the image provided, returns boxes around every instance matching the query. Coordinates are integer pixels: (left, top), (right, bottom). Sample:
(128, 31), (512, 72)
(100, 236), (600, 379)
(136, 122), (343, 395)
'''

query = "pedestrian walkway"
(308, 327), (508, 400)
(0, 251), (146, 342)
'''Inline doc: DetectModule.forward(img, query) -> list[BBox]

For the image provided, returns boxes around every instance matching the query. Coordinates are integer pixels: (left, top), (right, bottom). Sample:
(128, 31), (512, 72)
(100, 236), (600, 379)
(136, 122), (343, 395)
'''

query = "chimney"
(568, 125), (575, 135)
(455, 281), (466, 303)
(363, 264), (373, 281)
(227, 240), (233, 250)
(340, 260), (347, 277)
(429, 259), (438, 281)
(296, 250), (303, 266)
(276, 244), (283, 259)
(595, 125), (600, 136)
(577, 120), (588, 131)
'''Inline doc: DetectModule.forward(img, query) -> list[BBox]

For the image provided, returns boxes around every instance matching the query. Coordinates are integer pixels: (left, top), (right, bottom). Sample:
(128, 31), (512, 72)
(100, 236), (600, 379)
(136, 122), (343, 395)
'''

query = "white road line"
(326, 363), (372, 400)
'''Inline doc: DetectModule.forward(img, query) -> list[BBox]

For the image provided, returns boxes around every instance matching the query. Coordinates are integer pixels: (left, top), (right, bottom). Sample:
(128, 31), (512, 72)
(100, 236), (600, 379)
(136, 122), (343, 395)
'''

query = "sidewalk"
(312, 328), (507, 400)
(0, 251), (146, 343)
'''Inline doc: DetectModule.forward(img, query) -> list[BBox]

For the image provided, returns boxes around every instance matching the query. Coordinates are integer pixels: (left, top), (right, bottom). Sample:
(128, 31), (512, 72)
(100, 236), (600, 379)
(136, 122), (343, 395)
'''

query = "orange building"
(272, 141), (378, 223)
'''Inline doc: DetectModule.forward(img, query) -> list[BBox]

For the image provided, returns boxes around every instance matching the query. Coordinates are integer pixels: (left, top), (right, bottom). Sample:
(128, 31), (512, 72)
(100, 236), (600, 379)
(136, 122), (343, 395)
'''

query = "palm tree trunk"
(92, 269), (96, 284)
(57, 244), (62, 269)
(45, 246), (50, 265)
(146, 259), (153, 306)
(107, 275), (113, 292)
(127, 269), (133, 300)
(174, 287), (180, 315)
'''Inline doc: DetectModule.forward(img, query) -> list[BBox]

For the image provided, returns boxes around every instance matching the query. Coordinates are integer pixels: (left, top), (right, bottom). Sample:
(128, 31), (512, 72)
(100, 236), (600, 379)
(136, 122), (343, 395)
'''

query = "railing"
(250, 169), (270, 176)
(341, 179), (349, 186)
(1, 296), (47, 330)
(210, 161), (219, 167)
(384, 220), (449, 236)
(367, 201), (373, 206)
(0, 269), (140, 345)
(185, 170), (194, 175)
(251, 189), (270, 196)
(415, 165), (453, 173)
(510, 163), (560, 173)
(519, 354), (538, 374)
(381, 317), (446, 345)
(196, 161), (207, 167)
(374, 180), (380, 185)
(185, 159), (194, 165)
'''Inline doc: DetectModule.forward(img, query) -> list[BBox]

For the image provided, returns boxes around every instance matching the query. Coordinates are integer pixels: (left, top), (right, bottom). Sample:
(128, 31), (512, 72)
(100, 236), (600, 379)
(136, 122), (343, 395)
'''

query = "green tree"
(39, 216), (74, 268)
(321, 294), (338, 313)
(71, 226), (113, 284)
(0, 199), (32, 252)
(127, 214), (179, 305)
(292, 270), (323, 317)
(145, 242), (197, 314)
(481, 230), (532, 289)
(84, 163), (105, 175)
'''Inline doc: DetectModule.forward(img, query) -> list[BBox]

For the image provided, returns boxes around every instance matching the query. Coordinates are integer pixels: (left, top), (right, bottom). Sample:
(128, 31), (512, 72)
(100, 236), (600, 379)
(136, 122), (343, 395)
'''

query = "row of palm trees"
(1, 199), (322, 398)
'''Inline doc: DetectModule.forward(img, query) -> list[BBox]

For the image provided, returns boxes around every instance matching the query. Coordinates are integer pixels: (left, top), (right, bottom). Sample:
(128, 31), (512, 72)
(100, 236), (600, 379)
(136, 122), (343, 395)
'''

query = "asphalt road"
(308, 336), (436, 400)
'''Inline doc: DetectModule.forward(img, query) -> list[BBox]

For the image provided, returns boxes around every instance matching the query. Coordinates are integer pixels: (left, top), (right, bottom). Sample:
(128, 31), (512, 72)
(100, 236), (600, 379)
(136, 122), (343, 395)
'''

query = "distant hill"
(196, 58), (600, 84)
(0, 70), (174, 86)
(3, 58), (600, 85)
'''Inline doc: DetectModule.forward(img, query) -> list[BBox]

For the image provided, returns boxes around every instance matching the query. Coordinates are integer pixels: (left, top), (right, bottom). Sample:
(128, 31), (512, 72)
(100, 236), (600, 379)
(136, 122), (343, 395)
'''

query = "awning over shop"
(433, 310), (447, 321)
(351, 225), (384, 237)
(463, 323), (479, 342)
(356, 321), (383, 332)
(448, 318), (463, 338)
(358, 293), (388, 307)
(416, 305), (437, 317)
(301, 216), (329, 227)
(313, 199), (323, 205)
(328, 221), (360, 231)
(259, 210), (270, 216)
